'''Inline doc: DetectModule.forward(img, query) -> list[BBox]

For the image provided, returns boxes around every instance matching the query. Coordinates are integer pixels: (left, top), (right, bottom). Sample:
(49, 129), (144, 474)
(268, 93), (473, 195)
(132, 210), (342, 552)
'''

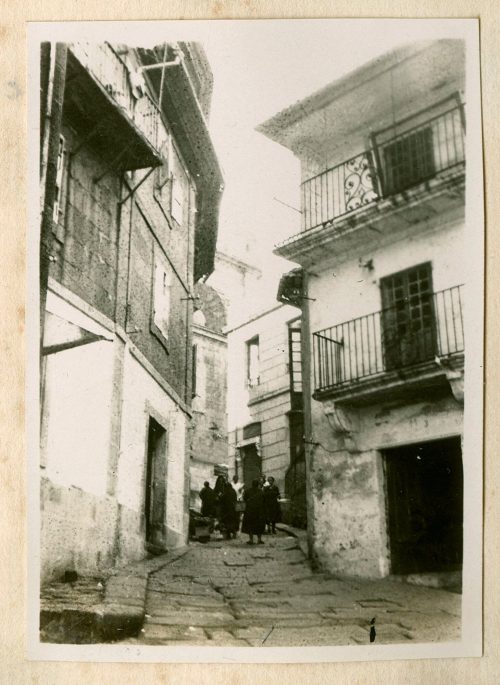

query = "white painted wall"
(42, 294), (115, 496)
(117, 348), (188, 544)
(308, 214), (464, 336)
(40, 287), (190, 580)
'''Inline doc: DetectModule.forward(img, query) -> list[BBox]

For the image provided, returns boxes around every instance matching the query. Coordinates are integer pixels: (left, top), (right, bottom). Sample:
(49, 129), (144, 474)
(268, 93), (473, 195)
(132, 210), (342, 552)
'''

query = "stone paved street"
(124, 532), (461, 647)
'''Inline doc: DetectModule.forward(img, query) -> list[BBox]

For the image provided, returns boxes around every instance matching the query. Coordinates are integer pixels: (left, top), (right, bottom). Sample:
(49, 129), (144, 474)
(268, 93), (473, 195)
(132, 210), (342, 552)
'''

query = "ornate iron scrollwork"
(344, 153), (379, 211)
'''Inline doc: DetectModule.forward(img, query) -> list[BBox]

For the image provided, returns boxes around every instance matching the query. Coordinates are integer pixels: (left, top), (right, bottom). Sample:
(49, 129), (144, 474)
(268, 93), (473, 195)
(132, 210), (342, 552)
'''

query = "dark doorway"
(381, 262), (437, 371)
(241, 443), (261, 490)
(145, 417), (167, 550)
(384, 436), (463, 575)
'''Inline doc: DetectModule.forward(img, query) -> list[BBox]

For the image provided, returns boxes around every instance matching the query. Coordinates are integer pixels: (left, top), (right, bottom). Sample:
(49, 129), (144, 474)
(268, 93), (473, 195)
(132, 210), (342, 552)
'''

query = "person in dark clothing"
(199, 481), (216, 518)
(241, 478), (266, 545)
(263, 476), (281, 534)
(213, 474), (227, 525)
(220, 481), (238, 539)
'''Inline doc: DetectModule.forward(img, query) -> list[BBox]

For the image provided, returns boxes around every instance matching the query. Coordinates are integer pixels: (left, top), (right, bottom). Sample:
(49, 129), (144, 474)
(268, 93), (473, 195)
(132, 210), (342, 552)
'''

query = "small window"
(170, 173), (184, 224)
(288, 319), (303, 396)
(191, 341), (206, 407)
(152, 249), (171, 342)
(155, 141), (171, 197)
(191, 343), (197, 399)
(52, 135), (67, 224)
(246, 337), (260, 388)
(193, 309), (206, 327)
(154, 135), (187, 227)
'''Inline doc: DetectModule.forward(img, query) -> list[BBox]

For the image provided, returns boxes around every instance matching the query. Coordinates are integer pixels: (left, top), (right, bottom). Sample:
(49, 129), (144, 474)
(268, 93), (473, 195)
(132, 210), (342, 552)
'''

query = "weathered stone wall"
(309, 390), (463, 578)
(50, 124), (120, 321)
(55, 111), (196, 405)
(40, 478), (119, 583)
(189, 313), (228, 506)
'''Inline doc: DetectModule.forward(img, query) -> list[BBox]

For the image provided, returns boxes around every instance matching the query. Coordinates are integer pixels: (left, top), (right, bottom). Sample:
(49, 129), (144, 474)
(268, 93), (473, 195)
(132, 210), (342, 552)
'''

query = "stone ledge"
(40, 546), (190, 644)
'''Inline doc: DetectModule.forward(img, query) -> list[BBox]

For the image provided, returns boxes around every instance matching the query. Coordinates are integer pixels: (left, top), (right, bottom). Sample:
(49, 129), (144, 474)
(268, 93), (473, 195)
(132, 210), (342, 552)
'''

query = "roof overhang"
(65, 48), (163, 172)
(138, 45), (224, 281)
(257, 40), (465, 160)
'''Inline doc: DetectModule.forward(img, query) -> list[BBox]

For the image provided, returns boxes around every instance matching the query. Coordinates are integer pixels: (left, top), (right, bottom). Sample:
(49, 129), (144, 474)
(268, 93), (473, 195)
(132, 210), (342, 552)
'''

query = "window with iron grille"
(382, 126), (436, 195)
(381, 262), (436, 371)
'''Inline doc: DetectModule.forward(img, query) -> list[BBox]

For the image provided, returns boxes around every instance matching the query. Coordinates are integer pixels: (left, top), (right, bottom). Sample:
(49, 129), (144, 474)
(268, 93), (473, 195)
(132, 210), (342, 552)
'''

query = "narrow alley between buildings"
(122, 531), (461, 648)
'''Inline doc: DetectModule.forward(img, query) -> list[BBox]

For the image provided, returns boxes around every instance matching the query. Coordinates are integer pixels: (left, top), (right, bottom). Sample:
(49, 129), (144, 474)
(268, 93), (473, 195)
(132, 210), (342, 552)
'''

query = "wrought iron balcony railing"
(69, 42), (165, 152)
(313, 285), (464, 395)
(301, 104), (465, 232)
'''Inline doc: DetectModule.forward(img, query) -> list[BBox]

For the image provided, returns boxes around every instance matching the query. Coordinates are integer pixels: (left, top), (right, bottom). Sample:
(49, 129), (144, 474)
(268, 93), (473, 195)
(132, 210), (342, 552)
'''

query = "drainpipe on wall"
(301, 270), (316, 563)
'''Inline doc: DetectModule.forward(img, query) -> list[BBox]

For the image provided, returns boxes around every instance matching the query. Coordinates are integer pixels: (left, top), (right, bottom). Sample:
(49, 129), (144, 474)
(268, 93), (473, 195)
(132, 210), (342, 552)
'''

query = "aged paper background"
(0, 1), (498, 683)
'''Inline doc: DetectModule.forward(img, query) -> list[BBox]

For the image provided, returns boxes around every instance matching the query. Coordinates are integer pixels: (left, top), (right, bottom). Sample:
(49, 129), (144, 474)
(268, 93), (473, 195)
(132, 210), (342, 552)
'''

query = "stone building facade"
(259, 40), (468, 581)
(39, 41), (222, 582)
(226, 304), (306, 525)
(189, 282), (228, 507)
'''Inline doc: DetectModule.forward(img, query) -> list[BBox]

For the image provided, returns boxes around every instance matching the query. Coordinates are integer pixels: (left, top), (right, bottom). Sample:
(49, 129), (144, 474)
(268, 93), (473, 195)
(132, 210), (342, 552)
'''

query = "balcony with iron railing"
(301, 103), (465, 233)
(313, 285), (464, 402)
(65, 42), (165, 170)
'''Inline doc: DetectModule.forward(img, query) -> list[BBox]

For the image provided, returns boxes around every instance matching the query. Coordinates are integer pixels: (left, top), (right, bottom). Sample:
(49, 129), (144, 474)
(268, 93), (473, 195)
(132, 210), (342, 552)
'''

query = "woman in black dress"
(220, 481), (238, 539)
(263, 476), (281, 534)
(213, 475), (226, 528)
(241, 479), (266, 545)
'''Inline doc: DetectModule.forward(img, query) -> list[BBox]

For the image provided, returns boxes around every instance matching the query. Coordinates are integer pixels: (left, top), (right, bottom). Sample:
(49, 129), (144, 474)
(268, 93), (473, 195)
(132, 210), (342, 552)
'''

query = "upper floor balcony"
(275, 100), (466, 264)
(302, 101), (465, 231)
(313, 284), (464, 405)
(65, 42), (164, 171)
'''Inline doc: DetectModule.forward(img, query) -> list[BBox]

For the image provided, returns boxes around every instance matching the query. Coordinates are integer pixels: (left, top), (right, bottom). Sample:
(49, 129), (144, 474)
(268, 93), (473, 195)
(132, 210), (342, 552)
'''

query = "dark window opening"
(382, 126), (436, 195)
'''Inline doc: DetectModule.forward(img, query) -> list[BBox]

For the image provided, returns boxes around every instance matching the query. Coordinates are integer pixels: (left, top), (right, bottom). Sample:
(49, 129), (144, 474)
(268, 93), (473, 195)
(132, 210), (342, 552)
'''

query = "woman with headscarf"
(241, 478), (266, 545)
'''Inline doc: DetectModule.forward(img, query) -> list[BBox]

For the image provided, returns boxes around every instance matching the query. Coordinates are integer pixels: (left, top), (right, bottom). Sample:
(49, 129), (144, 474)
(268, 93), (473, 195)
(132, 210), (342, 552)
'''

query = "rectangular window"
(381, 262), (436, 370)
(382, 126), (435, 195)
(52, 135), (67, 224)
(246, 336), (260, 388)
(154, 135), (188, 226)
(288, 319), (303, 395)
(152, 248), (171, 343)
(170, 172), (184, 224)
(191, 343), (197, 399)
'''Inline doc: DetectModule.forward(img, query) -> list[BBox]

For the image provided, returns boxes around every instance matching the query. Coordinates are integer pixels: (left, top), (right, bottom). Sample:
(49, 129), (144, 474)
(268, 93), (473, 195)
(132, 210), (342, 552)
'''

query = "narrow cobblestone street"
(124, 532), (461, 647)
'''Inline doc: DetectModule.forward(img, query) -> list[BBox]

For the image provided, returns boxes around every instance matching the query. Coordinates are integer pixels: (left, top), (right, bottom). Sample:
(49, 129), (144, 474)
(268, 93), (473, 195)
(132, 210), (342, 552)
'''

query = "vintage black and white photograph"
(29, 18), (483, 661)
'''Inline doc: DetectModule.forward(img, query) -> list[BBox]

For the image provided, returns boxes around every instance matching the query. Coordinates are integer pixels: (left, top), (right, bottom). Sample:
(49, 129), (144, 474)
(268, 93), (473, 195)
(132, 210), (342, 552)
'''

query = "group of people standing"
(199, 474), (281, 545)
